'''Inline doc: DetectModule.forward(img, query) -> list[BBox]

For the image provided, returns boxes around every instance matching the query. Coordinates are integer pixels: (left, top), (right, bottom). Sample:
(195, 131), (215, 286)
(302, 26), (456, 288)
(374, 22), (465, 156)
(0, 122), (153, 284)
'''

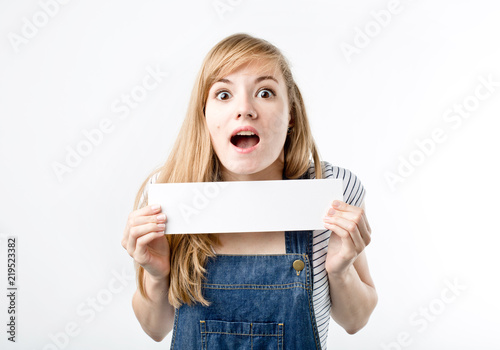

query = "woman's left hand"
(322, 200), (372, 276)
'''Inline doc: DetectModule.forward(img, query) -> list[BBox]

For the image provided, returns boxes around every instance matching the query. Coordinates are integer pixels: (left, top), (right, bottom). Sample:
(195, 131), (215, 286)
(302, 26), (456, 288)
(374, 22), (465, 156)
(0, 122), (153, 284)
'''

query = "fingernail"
(332, 200), (341, 207)
(328, 208), (335, 216)
(151, 204), (160, 211)
(157, 214), (166, 221)
(157, 224), (166, 229)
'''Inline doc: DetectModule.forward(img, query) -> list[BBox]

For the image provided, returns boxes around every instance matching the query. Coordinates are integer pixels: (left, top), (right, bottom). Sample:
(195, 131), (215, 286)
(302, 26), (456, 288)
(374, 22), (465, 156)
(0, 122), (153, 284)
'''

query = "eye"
(257, 89), (275, 99)
(215, 90), (232, 100)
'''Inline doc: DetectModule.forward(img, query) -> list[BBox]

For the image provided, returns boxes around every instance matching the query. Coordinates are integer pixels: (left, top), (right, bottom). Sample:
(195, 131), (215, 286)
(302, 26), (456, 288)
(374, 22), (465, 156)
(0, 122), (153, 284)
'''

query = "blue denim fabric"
(170, 230), (322, 349)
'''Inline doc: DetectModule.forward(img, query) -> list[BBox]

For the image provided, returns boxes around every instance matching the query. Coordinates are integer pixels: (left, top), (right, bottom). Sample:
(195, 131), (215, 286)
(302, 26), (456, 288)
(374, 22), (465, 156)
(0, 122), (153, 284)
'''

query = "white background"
(1, 0), (499, 349)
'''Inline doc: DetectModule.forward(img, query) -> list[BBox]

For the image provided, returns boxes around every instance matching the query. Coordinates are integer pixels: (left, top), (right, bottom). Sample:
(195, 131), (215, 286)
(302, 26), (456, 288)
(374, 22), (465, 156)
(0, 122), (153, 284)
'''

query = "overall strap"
(285, 230), (313, 258)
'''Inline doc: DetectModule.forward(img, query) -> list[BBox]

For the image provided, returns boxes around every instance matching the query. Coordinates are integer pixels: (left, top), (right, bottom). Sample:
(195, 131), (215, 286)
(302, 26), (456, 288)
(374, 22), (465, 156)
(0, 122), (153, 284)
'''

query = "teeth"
(236, 131), (255, 136)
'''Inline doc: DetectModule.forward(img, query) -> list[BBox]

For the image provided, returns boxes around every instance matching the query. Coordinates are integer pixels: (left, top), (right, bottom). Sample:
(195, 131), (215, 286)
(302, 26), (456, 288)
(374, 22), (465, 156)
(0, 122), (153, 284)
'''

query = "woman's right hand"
(121, 204), (170, 281)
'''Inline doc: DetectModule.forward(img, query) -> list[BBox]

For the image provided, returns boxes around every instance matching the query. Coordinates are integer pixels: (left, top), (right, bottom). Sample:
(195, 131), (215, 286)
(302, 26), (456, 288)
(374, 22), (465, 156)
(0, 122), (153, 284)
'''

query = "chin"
(227, 163), (262, 175)
(220, 158), (265, 175)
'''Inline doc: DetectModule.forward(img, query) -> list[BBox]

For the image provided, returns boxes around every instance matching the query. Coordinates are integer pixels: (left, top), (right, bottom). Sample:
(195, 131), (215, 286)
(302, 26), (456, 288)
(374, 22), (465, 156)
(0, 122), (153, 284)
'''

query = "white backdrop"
(1, 1), (499, 349)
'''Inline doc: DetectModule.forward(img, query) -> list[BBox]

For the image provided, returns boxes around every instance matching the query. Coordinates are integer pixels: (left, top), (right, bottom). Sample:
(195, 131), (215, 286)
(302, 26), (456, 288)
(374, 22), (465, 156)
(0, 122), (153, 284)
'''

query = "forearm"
(328, 265), (377, 334)
(132, 271), (175, 342)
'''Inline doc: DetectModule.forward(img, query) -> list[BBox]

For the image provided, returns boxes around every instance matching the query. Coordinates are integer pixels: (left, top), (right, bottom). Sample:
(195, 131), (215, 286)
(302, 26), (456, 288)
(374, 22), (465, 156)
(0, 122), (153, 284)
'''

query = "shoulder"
(305, 160), (366, 207)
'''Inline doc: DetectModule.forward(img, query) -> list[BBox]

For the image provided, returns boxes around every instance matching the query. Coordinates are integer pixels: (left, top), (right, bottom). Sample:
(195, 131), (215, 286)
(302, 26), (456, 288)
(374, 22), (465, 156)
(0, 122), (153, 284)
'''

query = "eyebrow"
(215, 75), (279, 85)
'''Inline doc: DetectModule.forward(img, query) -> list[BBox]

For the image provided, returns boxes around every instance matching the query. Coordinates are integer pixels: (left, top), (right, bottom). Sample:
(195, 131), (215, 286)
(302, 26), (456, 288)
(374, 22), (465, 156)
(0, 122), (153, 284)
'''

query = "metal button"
(293, 259), (305, 275)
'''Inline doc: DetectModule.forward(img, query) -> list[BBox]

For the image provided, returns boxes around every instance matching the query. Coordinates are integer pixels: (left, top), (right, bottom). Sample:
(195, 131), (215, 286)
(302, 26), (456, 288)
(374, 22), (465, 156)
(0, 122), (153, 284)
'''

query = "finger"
(351, 225), (367, 254)
(324, 222), (357, 260)
(126, 222), (165, 256)
(326, 205), (371, 247)
(362, 210), (371, 234)
(134, 231), (166, 265)
(129, 204), (161, 226)
(323, 216), (365, 253)
(139, 203), (162, 216)
(123, 219), (164, 251)
(357, 214), (371, 247)
(330, 200), (352, 212)
(122, 205), (166, 250)
(327, 200), (361, 217)
(129, 213), (168, 229)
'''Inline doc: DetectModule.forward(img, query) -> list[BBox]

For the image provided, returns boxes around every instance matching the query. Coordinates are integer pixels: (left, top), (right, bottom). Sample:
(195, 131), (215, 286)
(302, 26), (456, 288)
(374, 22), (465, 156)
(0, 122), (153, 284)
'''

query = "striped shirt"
(139, 160), (366, 349)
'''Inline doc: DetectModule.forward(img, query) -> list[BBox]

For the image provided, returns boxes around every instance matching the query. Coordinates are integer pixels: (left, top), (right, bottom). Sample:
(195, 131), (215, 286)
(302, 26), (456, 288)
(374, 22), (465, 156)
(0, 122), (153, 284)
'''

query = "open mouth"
(230, 130), (260, 149)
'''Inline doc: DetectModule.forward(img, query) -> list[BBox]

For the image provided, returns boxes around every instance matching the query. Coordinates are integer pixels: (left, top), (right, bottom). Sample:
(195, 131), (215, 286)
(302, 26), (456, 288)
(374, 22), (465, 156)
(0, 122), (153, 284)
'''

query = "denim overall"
(169, 230), (322, 349)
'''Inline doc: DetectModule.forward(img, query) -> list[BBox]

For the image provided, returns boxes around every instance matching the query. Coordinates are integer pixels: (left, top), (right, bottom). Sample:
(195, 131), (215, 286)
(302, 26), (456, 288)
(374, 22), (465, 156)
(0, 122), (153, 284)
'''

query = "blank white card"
(148, 178), (343, 234)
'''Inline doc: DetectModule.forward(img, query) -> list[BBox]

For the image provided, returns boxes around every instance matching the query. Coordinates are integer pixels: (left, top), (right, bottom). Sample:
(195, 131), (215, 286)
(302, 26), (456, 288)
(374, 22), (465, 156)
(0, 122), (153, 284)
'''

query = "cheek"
(267, 114), (289, 137)
(267, 100), (290, 133)
(205, 105), (229, 144)
(205, 103), (223, 128)
(205, 109), (218, 133)
(207, 121), (222, 134)
(205, 119), (224, 145)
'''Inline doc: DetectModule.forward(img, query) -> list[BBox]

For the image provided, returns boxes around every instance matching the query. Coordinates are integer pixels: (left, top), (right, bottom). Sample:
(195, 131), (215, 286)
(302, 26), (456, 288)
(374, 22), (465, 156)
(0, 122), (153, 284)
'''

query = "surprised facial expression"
(204, 61), (291, 179)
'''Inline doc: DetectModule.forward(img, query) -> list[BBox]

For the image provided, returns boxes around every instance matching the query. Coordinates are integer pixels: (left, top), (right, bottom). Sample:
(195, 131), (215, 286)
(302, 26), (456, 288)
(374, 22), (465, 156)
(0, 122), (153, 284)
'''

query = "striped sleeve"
(322, 161), (366, 207)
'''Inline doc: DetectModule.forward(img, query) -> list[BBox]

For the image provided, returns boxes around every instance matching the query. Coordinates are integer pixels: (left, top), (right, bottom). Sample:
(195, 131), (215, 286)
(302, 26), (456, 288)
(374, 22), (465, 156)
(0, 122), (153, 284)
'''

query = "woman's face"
(204, 60), (291, 181)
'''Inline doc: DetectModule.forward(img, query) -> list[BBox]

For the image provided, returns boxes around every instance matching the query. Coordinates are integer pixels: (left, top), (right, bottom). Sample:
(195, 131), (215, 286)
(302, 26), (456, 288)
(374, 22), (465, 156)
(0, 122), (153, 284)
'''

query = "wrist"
(144, 271), (170, 299)
(327, 264), (355, 284)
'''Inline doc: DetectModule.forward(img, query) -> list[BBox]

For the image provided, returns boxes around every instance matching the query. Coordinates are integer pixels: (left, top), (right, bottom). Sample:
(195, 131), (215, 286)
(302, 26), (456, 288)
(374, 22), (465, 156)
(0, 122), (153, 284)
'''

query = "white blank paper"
(148, 178), (343, 234)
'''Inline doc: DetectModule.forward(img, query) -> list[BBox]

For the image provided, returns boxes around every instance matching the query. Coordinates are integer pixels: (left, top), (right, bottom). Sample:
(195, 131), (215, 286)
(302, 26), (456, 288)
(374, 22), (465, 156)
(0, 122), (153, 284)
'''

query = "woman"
(122, 32), (377, 349)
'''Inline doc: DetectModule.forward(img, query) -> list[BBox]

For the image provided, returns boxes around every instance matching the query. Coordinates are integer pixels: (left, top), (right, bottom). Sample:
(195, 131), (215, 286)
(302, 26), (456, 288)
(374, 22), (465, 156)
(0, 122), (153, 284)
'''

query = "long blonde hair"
(133, 33), (323, 308)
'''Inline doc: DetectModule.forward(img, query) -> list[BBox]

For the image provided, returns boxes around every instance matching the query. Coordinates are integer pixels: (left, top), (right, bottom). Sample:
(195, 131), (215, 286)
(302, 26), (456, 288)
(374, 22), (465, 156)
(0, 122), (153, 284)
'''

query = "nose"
(236, 94), (257, 119)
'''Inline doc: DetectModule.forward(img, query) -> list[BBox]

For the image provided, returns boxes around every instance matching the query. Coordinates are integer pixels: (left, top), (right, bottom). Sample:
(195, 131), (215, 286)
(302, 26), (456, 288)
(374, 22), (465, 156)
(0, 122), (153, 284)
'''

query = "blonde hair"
(133, 33), (323, 308)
